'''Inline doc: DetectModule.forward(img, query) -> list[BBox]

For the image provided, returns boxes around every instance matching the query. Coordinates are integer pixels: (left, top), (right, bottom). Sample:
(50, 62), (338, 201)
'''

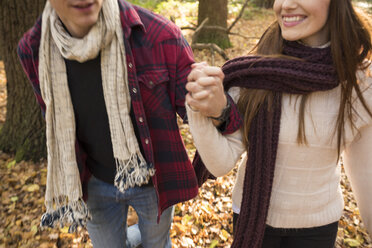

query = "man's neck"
(59, 18), (92, 38)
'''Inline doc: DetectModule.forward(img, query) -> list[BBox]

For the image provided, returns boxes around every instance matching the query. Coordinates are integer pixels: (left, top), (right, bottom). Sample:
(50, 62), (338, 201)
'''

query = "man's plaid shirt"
(17, 0), (242, 218)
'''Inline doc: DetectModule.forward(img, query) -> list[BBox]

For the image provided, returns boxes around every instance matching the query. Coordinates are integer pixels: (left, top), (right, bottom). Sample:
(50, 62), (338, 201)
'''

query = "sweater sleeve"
(187, 88), (245, 177)
(343, 124), (372, 237)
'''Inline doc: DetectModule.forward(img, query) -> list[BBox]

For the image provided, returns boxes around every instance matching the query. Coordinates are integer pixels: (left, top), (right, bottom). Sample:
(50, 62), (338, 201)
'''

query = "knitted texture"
(222, 40), (339, 248)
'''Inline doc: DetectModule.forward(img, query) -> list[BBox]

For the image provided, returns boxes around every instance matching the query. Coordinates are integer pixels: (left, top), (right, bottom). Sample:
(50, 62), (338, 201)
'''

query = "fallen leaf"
(60, 226), (69, 234)
(173, 223), (186, 235)
(209, 239), (219, 248)
(7, 160), (16, 169)
(26, 184), (40, 192)
(220, 229), (230, 241)
(344, 238), (361, 247)
(31, 225), (38, 236)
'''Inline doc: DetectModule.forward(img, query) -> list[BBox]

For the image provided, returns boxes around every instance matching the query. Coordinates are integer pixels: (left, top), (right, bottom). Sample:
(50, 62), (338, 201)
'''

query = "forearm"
(343, 125), (372, 236)
(186, 103), (245, 177)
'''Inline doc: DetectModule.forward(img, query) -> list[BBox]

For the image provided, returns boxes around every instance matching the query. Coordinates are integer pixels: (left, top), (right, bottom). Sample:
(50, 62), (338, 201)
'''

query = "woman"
(185, 0), (372, 247)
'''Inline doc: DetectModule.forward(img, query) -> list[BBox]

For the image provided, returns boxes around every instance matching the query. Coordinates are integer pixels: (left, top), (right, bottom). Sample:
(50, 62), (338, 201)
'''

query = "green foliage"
(243, 6), (271, 20)
(127, 0), (163, 10)
(155, 0), (198, 23)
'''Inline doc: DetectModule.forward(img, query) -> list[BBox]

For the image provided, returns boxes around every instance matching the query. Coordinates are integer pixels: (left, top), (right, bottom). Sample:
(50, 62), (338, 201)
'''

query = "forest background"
(0, 0), (372, 247)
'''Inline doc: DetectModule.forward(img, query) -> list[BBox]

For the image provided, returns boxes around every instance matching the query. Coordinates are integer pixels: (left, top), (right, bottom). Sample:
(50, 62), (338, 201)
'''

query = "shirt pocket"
(137, 69), (174, 116)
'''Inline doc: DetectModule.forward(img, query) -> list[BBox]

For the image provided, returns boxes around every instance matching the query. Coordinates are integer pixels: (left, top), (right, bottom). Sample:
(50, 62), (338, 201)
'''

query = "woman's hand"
(186, 62), (227, 119)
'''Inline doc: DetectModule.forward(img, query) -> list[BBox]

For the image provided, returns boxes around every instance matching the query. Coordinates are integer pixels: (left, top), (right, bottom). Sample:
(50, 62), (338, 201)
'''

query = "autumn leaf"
(26, 184), (40, 192)
(344, 238), (362, 247)
(209, 239), (219, 248)
(1, 2), (372, 248)
(220, 229), (230, 241)
(31, 225), (38, 236)
(60, 226), (69, 234)
(7, 160), (16, 169)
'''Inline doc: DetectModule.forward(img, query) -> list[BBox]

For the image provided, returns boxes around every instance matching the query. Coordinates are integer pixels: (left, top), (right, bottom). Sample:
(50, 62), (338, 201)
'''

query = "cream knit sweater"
(187, 65), (372, 235)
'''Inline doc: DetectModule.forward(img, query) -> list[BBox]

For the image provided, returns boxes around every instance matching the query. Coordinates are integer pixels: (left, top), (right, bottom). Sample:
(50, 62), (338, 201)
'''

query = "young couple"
(18, 0), (371, 247)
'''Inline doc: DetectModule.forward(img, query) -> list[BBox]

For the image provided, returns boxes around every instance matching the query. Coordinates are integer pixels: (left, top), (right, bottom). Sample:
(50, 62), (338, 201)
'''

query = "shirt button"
(149, 81), (154, 86)
(139, 117), (144, 123)
(128, 63), (133, 68)
(145, 139), (149, 145)
(132, 87), (137, 94)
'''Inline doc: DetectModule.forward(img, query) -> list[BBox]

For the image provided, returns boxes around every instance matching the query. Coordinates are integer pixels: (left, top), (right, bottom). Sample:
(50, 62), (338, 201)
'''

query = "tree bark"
(253, 0), (274, 9)
(196, 0), (231, 49)
(0, 0), (47, 161)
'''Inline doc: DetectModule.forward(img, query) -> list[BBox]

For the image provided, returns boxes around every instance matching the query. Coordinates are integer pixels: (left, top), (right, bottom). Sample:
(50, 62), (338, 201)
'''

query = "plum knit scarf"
(222, 40), (339, 248)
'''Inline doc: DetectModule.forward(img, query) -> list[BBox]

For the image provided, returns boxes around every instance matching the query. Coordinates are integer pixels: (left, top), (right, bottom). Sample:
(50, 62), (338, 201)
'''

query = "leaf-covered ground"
(1, 2), (372, 248)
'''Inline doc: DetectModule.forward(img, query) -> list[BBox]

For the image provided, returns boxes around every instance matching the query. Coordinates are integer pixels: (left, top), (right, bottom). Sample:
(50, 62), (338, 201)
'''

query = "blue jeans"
(86, 176), (173, 248)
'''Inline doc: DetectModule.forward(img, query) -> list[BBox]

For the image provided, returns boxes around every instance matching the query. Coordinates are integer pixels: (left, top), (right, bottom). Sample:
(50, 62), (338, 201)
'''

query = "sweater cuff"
(185, 96), (238, 133)
(221, 93), (243, 135)
(185, 102), (214, 127)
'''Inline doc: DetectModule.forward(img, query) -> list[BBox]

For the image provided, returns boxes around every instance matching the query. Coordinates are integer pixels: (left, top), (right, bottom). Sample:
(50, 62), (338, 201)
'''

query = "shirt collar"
(118, 0), (146, 37)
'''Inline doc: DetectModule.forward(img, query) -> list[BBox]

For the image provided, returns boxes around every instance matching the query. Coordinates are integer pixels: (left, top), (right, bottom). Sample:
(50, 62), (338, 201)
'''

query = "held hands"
(186, 62), (227, 122)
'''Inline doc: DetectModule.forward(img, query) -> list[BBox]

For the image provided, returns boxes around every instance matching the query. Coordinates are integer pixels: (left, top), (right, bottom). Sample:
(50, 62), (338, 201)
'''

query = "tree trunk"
(196, 0), (231, 49)
(253, 0), (274, 9)
(0, 0), (47, 161)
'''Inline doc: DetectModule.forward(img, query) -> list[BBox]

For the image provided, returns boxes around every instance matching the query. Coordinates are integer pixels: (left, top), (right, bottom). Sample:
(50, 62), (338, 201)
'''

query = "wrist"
(208, 95), (231, 123)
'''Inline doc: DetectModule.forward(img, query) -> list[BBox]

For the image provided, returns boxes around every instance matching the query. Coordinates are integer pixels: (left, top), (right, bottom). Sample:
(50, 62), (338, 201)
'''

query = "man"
(17, 0), (240, 247)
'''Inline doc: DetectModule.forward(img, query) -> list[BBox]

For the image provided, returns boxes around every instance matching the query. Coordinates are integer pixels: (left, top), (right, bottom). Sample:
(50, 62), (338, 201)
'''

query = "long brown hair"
(237, 0), (372, 156)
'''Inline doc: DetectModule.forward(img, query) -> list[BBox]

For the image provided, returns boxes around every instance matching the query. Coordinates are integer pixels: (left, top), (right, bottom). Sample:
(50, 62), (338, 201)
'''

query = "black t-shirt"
(64, 54), (145, 184)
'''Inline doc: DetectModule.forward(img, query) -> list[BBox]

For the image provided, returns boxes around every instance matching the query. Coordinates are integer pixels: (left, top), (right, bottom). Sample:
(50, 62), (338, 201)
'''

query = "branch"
(227, 0), (250, 33)
(183, 24), (259, 40)
(192, 18), (209, 44)
(181, 27), (197, 31)
(181, 25), (226, 32)
(203, 25), (227, 32)
(228, 32), (259, 40)
(191, 43), (230, 61)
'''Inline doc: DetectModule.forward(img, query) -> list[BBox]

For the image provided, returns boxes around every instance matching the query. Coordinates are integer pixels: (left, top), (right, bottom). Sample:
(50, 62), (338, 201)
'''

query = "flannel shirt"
(17, 0), (242, 217)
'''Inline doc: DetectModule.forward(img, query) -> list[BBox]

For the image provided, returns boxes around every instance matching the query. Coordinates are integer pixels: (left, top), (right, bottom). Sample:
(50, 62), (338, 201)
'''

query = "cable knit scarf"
(38, 0), (154, 232)
(222, 40), (339, 248)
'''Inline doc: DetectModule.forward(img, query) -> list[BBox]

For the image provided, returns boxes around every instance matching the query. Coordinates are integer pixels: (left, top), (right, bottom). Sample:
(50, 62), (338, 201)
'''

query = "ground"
(1, 2), (372, 248)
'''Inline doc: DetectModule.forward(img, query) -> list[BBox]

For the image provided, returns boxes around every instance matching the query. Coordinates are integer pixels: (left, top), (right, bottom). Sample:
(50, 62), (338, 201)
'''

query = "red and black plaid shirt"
(17, 0), (242, 217)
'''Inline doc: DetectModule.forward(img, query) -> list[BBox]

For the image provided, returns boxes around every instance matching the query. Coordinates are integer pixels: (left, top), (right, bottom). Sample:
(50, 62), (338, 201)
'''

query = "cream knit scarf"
(38, 0), (154, 232)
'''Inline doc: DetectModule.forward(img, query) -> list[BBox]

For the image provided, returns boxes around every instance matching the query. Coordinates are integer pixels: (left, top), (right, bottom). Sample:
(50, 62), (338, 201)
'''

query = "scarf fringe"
(40, 198), (91, 233)
(114, 154), (155, 192)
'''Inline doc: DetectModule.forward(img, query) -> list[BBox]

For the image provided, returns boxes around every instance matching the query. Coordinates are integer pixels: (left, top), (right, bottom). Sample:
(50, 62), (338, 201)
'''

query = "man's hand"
(186, 62), (227, 119)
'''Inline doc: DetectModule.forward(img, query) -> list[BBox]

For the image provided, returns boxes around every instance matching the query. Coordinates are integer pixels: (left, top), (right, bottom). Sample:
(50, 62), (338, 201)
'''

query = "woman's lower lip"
(282, 19), (305, 27)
